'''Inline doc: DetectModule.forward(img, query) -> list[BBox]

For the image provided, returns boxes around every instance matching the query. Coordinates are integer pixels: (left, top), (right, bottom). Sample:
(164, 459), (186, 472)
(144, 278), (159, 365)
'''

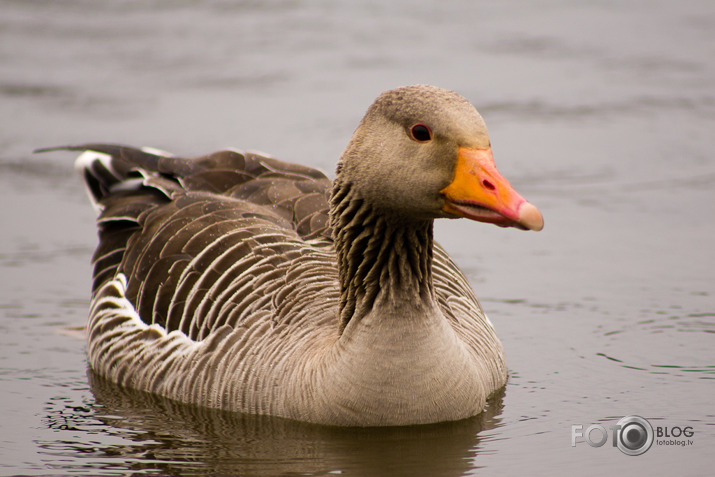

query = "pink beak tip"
(517, 202), (544, 231)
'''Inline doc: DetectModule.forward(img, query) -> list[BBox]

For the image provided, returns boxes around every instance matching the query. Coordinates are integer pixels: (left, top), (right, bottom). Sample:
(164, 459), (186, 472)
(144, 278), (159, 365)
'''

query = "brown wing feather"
(44, 144), (334, 336)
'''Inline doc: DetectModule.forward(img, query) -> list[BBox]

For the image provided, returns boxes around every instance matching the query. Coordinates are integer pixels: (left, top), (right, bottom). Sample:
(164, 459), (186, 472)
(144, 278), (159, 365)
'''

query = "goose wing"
(42, 144), (337, 341)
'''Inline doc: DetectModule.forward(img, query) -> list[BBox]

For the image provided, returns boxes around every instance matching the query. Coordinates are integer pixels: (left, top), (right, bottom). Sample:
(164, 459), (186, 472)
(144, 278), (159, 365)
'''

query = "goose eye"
(409, 123), (432, 142)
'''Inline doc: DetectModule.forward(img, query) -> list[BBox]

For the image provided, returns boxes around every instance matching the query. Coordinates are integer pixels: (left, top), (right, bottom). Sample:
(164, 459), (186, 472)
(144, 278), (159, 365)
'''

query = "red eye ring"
(410, 123), (432, 142)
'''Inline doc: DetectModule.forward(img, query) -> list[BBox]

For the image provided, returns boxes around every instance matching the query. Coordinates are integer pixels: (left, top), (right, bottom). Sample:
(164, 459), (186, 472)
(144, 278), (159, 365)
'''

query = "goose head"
(336, 84), (543, 231)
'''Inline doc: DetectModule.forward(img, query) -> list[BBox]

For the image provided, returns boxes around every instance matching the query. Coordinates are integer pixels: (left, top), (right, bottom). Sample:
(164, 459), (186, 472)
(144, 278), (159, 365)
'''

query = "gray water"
(1, 0), (713, 475)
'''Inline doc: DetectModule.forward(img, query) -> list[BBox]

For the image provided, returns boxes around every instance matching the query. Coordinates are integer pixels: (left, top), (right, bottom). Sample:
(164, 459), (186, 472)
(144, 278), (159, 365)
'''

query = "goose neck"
(330, 181), (435, 331)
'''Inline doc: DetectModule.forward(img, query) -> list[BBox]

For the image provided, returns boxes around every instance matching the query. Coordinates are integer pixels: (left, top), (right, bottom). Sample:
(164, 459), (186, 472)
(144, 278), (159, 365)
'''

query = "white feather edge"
(74, 151), (113, 213)
(139, 146), (174, 157)
(91, 273), (200, 349)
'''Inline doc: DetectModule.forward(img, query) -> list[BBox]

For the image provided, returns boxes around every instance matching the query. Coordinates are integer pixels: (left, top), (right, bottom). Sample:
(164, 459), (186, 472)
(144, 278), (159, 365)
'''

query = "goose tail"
(35, 144), (174, 212)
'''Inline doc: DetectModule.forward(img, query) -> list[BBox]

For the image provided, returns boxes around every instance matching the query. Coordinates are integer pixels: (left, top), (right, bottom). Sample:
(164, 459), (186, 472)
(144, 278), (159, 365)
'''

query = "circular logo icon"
(616, 415), (653, 456)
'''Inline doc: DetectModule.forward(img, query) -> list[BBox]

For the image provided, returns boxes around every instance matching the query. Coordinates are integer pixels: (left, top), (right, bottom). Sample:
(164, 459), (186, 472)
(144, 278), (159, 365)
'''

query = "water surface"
(1, 0), (713, 475)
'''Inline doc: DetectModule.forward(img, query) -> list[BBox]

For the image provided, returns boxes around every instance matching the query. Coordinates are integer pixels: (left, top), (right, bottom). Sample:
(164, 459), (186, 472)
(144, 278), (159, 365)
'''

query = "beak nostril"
(482, 179), (495, 191)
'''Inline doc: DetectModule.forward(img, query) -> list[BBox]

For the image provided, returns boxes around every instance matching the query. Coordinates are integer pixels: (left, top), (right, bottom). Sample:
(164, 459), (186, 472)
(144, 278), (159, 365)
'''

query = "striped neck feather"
(330, 179), (435, 332)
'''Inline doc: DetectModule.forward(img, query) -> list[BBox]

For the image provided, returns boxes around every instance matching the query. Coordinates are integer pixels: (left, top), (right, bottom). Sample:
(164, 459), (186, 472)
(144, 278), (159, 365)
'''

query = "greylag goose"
(40, 85), (543, 426)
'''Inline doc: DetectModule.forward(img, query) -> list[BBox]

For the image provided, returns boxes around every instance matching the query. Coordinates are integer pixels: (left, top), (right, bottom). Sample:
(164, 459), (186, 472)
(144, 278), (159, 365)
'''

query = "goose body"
(44, 85), (543, 426)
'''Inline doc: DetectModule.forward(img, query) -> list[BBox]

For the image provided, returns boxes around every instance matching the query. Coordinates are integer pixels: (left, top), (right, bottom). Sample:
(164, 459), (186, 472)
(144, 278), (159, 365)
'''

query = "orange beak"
(440, 147), (543, 231)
